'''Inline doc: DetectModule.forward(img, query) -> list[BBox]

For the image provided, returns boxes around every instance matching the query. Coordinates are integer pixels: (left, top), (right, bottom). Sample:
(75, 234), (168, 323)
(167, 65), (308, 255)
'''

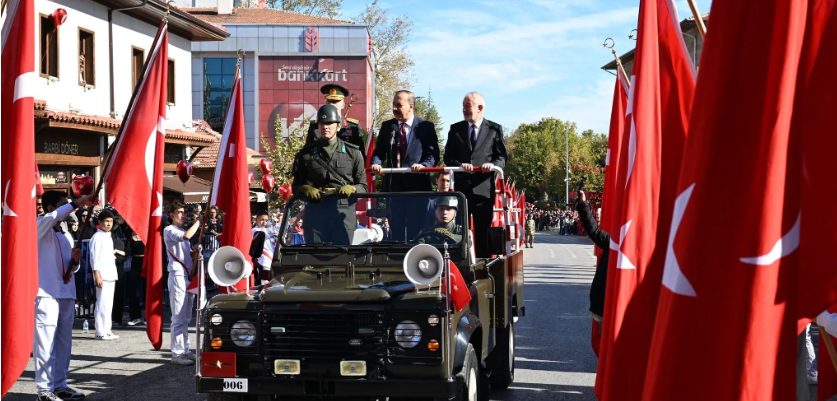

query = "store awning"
(163, 175), (213, 203)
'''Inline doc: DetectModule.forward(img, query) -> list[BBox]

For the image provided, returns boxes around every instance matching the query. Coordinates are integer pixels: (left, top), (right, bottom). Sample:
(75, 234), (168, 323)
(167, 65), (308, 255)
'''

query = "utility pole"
(565, 128), (569, 205)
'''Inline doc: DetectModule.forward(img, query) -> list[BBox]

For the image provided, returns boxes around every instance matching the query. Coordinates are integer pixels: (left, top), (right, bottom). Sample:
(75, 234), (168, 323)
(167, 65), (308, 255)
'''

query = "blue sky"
(344, 0), (711, 136)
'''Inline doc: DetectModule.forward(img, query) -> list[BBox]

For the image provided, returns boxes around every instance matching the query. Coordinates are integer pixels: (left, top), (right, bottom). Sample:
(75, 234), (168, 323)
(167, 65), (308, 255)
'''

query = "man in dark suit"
(370, 90), (440, 241)
(305, 84), (366, 162)
(444, 91), (507, 258)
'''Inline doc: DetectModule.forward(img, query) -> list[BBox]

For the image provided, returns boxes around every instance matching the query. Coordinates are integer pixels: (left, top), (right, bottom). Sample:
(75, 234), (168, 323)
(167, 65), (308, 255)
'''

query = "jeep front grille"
(262, 307), (386, 363)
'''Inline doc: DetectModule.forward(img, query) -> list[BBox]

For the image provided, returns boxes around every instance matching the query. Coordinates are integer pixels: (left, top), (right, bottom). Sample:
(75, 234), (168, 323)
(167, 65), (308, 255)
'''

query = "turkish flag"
(365, 130), (376, 191)
(103, 23), (168, 350)
(211, 73), (253, 292)
(643, 1), (837, 400)
(442, 261), (472, 312)
(598, 73), (628, 254)
(1, 0), (38, 394)
(593, 0), (696, 399)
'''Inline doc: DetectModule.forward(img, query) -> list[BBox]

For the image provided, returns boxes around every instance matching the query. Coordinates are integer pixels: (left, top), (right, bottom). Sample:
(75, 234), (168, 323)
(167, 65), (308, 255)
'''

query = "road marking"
(560, 244), (577, 258)
(550, 249), (555, 258)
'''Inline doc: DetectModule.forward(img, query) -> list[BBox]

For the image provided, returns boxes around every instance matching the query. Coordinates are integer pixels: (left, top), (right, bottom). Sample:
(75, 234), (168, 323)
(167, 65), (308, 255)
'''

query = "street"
(5, 230), (641, 400)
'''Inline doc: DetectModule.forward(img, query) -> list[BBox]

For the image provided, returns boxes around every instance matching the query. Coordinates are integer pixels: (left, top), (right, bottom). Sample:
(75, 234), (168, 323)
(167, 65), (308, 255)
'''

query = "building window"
(78, 28), (95, 86)
(131, 46), (145, 88)
(203, 58), (237, 132)
(39, 14), (59, 78)
(167, 59), (175, 105)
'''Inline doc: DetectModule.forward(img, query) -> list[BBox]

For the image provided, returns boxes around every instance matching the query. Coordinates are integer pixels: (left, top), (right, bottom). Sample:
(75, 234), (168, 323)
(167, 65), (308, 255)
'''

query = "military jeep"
(195, 168), (525, 401)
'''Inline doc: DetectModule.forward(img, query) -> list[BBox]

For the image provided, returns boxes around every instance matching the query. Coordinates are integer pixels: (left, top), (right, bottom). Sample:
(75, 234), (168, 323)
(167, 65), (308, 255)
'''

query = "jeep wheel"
(488, 322), (515, 390)
(455, 344), (480, 401)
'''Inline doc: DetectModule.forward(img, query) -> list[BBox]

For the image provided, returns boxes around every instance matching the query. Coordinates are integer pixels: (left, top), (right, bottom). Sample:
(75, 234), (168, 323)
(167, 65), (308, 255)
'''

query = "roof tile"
(183, 7), (353, 25)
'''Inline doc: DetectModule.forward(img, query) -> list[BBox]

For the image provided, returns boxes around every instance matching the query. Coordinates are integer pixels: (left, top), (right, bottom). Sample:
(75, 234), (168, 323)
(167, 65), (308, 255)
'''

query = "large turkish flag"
(104, 23), (168, 350)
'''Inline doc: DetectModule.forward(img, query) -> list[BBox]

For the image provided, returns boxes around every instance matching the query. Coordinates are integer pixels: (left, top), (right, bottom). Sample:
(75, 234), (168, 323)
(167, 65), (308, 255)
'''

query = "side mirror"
(487, 227), (505, 256)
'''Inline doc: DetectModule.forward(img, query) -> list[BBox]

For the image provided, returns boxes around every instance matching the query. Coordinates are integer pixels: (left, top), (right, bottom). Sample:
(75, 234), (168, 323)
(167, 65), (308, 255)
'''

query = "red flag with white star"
(643, 1), (837, 399)
(442, 260), (472, 312)
(103, 22), (168, 350)
(1, 0), (39, 394)
(593, 0), (695, 399)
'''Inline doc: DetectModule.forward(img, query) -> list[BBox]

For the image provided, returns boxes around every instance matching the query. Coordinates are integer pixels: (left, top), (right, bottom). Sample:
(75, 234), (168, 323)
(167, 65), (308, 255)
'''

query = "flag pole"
(603, 38), (631, 88)
(819, 326), (837, 375)
(686, 0), (706, 39)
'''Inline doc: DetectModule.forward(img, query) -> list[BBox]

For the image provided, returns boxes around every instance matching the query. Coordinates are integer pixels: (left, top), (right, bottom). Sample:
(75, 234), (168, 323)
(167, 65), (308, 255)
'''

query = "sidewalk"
(4, 308), (205, 401)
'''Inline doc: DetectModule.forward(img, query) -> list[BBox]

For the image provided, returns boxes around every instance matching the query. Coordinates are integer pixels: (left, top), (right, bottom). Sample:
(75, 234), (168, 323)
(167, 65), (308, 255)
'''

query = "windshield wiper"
(302, 242), (349, 252)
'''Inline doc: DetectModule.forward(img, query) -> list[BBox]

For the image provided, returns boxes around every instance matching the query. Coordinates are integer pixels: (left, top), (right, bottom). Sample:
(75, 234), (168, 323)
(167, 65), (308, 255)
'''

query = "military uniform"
(415, 197), (463, 244)
(305, 84), (367, 162)
(292, 104), (368, 245)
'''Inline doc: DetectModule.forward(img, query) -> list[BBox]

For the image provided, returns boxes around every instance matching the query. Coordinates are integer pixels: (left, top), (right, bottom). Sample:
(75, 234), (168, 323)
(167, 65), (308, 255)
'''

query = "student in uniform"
(33, 191), (95, 401)
(251, 210), (281, 284)
(91, 210), (119, 340)
(163, 200), (201, 365)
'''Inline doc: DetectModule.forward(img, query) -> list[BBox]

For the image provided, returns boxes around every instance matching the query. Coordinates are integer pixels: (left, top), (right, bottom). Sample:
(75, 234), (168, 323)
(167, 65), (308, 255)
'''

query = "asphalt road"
(5, 229), (825, 400)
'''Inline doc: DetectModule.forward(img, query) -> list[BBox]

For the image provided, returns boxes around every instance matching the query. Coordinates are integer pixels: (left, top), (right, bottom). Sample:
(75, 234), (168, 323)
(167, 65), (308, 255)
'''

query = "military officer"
(415, 196), (463, 245)
(293, 104), (367, 245)
(305, 84), (366, 162)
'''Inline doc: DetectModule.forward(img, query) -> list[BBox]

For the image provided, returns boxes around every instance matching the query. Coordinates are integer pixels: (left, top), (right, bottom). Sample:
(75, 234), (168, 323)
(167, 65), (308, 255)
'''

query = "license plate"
(222, 378), (248, 393)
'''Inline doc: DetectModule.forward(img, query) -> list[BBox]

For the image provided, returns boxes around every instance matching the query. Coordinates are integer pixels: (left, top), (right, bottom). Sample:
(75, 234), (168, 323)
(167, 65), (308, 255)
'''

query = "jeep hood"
(260, 271), (418, 303)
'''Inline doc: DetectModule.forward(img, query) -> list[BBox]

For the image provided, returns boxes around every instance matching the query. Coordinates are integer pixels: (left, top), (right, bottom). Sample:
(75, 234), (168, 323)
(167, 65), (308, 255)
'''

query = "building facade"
(24, 0), (227, 196)
(184, 4), (375, 152)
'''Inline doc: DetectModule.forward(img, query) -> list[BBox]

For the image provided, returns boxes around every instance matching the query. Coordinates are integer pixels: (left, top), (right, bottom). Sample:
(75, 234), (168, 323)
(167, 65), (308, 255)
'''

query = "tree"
(354, 0), (414, 125)
(260, 117), (307, 209)
(237, 0), (343, 19)
(413, 89), (445, 163)
(504, 118), (607, 209)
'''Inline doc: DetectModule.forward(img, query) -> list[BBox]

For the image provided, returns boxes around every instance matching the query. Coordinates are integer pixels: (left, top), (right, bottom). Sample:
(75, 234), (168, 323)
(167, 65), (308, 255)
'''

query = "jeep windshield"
(280, 192), (468, 247)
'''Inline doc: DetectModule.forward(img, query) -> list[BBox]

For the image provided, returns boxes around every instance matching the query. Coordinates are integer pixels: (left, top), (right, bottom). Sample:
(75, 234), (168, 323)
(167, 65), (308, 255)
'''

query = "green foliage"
(238, 0), (343, 19)
(413, 89), (444, 163)
(354, 0), (414, 125)
(259, 118), (307, 209)
(505, 118), (608, 209)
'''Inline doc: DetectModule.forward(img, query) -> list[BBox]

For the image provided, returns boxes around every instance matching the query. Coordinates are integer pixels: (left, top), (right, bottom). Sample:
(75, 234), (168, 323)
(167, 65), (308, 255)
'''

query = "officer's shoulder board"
(346, 117), (359, 125)
(342, 140), (360, 150)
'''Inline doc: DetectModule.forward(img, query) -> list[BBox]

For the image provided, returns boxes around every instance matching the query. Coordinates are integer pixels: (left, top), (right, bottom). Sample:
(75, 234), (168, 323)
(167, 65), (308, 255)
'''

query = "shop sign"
(37, 132), (100, 157)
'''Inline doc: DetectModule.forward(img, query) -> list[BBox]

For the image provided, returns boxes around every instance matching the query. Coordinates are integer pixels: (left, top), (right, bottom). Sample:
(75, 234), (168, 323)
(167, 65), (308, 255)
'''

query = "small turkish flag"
(442, 261), (472, 312)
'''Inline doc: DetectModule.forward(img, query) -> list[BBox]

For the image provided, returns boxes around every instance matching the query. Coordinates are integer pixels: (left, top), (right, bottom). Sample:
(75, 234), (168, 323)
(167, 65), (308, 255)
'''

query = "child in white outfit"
(90, 209), (119, 340)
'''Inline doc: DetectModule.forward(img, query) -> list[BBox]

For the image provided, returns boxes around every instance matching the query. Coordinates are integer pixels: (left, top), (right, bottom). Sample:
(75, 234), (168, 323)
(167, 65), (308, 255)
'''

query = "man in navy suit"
(444, 92), (507, 257)
(370, 90), (440, 241)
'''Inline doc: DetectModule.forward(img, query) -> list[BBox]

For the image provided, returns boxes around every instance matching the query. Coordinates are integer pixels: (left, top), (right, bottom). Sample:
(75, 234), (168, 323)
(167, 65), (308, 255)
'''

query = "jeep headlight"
(230, 320), (256, 347)
(394, 320), (422, 348)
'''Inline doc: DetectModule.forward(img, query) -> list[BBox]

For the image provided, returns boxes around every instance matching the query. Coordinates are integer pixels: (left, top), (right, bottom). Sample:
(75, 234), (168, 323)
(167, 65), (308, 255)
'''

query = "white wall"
(33, 0), (195, 130)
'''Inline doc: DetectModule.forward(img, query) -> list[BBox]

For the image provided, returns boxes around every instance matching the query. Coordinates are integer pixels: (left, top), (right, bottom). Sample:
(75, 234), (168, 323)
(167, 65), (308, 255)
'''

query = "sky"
(343, 0), (712, 136)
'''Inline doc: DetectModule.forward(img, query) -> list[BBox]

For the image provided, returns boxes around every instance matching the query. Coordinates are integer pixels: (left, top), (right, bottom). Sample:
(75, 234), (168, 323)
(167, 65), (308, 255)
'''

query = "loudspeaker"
(403, 244), (444, 286)
(208, 246), (252, 287)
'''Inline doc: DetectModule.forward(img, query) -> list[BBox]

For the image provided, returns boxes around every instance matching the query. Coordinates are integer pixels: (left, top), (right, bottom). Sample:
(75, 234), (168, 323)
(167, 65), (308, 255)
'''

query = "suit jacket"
(444, 119), (507, 198)
(371, 116), (440, 192)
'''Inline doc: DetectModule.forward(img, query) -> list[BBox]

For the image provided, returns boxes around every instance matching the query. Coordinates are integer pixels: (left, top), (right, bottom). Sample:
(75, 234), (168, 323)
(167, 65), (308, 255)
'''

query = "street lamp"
(565, 127), (569, 205)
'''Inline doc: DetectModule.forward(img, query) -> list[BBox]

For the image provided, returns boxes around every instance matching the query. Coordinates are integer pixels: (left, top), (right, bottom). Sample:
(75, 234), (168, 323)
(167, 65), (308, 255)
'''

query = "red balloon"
(52, 9), (67, 27)
(176, 160), (192, 184)
(278, 184), (292, 201)
(248, 171), (255, 185)
(546, 203), (551, 207)
(259, 159), (273, 175)
(71, 175), (94, 197)
(261, 174), (275, 193)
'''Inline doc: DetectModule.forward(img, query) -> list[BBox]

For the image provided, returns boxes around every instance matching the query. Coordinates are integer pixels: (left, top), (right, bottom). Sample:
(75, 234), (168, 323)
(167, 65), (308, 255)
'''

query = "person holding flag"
(32, 192), (95, 401)
(163, 200), (201, 366)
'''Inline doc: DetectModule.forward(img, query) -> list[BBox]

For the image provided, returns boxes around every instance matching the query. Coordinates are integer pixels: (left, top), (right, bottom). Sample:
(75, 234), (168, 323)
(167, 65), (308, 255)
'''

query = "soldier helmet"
(436, 196), (459, 210)
(316, 104), (341, 124)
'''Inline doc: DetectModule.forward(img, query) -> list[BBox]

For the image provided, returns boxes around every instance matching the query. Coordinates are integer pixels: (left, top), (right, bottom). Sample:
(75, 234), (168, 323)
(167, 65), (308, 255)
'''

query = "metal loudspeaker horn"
(208, 246), (252, 287)
(403, 244), (444, 286)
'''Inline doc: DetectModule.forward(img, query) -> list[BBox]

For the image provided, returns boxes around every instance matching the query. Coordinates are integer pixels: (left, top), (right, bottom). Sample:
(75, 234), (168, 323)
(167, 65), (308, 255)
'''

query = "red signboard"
(258, 56), (373, 152)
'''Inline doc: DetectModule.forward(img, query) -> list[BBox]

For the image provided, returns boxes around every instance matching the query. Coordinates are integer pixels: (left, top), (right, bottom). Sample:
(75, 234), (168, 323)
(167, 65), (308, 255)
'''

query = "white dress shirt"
(90, 229), (117, 281)
(252, 223), (282, 269)
(164, 225), (193, 275)
(36, 203), (78, 299)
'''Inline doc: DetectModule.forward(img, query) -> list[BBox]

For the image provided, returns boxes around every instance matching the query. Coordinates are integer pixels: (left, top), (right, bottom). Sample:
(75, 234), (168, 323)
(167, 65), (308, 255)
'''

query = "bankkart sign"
(258, 56), (373, 151)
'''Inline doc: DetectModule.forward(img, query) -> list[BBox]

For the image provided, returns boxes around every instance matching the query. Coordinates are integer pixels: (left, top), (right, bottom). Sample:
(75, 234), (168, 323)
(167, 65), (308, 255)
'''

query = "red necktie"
(399, 123), (408, 157)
